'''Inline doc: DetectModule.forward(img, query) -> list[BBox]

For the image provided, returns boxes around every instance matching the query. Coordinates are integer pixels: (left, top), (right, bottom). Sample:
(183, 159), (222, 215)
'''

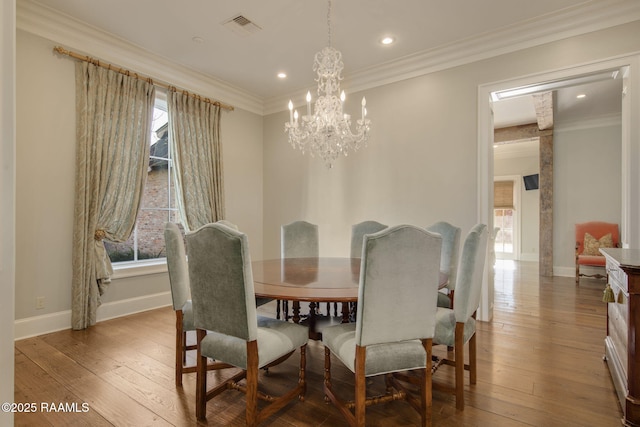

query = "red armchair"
(575, 221), (619, 284)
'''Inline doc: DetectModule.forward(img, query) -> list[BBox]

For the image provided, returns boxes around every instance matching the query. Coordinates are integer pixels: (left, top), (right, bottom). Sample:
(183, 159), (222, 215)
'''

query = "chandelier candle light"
(284, 0), (371, 168)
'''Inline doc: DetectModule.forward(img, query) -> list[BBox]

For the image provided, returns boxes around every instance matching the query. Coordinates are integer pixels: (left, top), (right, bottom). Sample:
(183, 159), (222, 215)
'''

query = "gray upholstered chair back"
(355, 225), (442, 347)
(426, 221), (461, 291)
(186, 223), (258, 342)
(453, 224), (488, 322)
(350, 220), (388, 258)
(281, 220), (319, 258)
(164, 222), (190, 311)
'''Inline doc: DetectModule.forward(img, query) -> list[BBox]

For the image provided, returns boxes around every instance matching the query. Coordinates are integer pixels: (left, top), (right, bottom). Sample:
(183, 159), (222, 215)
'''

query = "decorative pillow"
(583, 232), (614, 256)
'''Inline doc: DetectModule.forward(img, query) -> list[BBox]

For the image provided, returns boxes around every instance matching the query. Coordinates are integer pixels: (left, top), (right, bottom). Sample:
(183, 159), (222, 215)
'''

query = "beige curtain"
(71, 61), (155, 330)
(168, 90), (225, 231)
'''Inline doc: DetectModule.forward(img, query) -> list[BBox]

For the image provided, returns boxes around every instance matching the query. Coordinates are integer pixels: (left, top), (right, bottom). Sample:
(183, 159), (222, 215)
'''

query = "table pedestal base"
(292, 301), (352, 340)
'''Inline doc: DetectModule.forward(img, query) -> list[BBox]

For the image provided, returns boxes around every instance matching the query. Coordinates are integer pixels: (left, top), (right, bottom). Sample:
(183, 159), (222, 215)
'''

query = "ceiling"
(27, 0), (636, 119)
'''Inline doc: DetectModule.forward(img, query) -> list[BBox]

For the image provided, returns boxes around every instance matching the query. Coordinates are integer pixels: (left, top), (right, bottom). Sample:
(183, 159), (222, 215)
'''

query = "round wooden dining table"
(252, 257), (448, 340)
(252, 257), (360, 339)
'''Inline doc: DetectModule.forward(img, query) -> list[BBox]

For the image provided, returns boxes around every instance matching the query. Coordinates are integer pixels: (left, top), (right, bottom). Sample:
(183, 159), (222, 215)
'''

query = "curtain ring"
(94, 229), (107, 241)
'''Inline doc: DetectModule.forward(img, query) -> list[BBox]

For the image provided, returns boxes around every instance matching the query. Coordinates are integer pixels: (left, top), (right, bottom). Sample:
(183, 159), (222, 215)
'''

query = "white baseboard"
(553, 266), (576, 277)
(520, 252), (539, 262)
(14, 291), (172, 340)
(553, 265), (605, 278)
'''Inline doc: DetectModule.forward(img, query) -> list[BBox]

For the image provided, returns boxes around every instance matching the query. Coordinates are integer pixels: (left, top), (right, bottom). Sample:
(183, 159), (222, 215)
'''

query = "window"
(105, 94), (181, 264)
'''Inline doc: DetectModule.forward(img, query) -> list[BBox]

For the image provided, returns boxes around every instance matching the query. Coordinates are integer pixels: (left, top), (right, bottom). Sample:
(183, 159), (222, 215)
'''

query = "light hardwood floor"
(15, 261), (623, 426)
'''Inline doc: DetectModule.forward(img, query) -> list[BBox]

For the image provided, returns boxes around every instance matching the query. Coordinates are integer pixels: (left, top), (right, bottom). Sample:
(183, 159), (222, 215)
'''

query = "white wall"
(221, 107), (264, 257)
(15, 30), (264, 337)
(553, 121), (622, 275)
(16, 30), (76, 321)
(264, 71), (479, 258)
(1, 1), (16, 424)
(263, 21), (640, 263)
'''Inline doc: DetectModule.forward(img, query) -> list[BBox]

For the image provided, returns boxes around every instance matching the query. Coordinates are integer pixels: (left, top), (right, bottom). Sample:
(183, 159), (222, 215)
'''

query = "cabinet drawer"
(608, 287), (628, 378)
(607, 263), (628, 293)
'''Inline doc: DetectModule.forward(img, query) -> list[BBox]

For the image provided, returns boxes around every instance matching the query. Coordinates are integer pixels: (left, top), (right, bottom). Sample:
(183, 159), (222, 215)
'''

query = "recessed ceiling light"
(381, 36), (394, 45)
(277, 72), (287, 79)
(576, 94), (587, 99)
(192, 36), (204, 44)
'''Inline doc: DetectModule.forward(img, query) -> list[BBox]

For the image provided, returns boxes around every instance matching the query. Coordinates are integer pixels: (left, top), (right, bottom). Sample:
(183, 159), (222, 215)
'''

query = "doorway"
(476, 56), (638, 322)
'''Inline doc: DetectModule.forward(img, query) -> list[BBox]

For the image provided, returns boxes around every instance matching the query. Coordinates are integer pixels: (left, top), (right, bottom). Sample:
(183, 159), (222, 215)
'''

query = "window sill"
(111, 259), (168, 279)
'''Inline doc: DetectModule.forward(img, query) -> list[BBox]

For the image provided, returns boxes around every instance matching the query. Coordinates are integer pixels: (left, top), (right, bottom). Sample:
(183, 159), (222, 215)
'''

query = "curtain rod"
(53, 46), (235, 112)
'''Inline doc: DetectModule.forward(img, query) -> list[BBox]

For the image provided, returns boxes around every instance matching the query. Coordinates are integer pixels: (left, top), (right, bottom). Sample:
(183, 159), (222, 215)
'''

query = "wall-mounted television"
(523, 174), (539, 191)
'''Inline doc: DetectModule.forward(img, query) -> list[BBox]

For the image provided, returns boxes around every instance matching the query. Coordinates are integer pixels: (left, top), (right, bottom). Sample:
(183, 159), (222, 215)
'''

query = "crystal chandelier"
(284, 0), (371, 168)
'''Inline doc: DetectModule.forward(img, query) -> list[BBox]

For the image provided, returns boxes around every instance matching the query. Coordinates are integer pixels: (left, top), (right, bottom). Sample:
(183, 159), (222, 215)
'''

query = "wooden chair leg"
(175, 311), (184, 387)
(183, 331), (189, 364)
(299, 344), (307, 400)
(195, 329), (207, 421)
(245, 341), (259, 427)
(455, 322), (465, 410)
(422, 338), (433, 427)
(323, 346), (332, 404)
(355, 346), (367, 426)
(469, 332), (477, 385)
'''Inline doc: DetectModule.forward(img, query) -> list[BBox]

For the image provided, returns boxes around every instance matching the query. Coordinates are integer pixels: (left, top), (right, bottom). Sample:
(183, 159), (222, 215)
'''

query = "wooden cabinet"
(601, 248), (640, 426)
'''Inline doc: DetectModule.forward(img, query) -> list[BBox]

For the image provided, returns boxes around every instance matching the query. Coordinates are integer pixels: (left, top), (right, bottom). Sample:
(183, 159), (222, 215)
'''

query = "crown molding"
(16, 0), (265, 115)
(17, 0), (640, 117)
(264, 1), (640, 114)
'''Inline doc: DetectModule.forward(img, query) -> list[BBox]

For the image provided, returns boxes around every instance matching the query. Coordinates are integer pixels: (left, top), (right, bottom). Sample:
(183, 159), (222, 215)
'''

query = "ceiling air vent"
(222, 14), (262, 37)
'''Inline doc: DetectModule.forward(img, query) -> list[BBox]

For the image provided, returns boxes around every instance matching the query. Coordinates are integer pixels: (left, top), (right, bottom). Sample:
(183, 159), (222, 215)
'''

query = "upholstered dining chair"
(323, 225), (442, 427)
(350, 220), (388, 258)
(427, 221), (461, 309)
(281, 220), (319, 258)
(216, 219), (272, 307)
(432, 223), (488, 410)
(280, 220), (319, 319)
(186, 223), (308, 425)
(338, 220), (388, 318)
(164, 222), (198, 387)
(575, 221), (619, 285)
